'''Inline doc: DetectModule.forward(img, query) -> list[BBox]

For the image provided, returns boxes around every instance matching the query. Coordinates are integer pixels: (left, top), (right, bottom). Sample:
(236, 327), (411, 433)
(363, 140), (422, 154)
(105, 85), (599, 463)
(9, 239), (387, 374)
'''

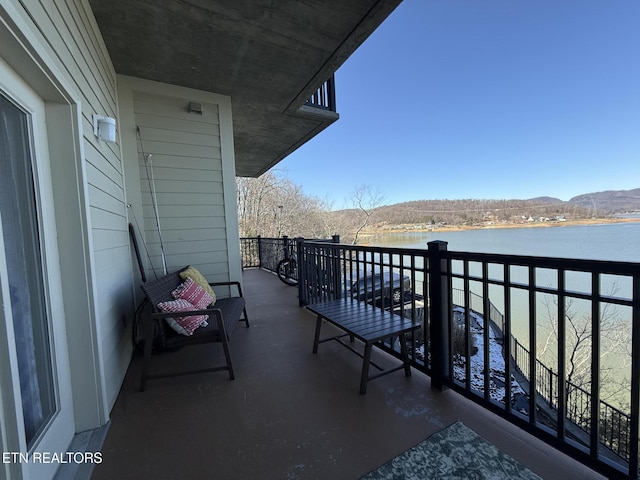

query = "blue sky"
(275, 0), (640, 209)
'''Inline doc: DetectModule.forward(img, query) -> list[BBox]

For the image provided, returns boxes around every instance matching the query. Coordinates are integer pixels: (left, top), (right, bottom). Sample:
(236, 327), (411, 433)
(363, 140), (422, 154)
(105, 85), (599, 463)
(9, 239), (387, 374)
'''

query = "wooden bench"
(307, 298), (421, 394)
(139, 268), (249, 391)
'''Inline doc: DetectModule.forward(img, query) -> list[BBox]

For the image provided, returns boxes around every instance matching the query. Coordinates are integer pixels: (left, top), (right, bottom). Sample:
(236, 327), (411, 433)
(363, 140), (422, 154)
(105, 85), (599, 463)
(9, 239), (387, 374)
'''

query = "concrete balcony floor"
(92, 269), (605, 480)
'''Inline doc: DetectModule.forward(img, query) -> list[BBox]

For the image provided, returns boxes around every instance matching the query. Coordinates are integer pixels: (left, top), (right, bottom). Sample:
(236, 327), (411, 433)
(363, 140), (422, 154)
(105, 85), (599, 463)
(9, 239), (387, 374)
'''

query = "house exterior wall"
(118, 76), (242, 297)
(0, 1), (120, 478)
(1, 0), (127, 460)
(0, 2), (239, 479)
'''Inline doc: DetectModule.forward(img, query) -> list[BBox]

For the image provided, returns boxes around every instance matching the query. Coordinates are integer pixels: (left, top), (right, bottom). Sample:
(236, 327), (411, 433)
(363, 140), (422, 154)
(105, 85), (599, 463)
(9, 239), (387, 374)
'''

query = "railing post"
(296, 237), (305, 307)
(428, 240), (449, 391)
(331, 235), (341, 300)
(257, 235), (263, 268)
(282, 235), (290, 260)
(327, 74), (336, 112)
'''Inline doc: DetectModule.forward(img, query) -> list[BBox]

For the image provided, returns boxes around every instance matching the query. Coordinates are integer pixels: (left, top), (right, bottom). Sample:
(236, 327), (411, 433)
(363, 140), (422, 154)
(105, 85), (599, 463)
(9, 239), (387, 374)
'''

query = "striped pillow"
(157, 298), (208, 335)
(179, 266), (216, 305)
(172, 277), (214, 310)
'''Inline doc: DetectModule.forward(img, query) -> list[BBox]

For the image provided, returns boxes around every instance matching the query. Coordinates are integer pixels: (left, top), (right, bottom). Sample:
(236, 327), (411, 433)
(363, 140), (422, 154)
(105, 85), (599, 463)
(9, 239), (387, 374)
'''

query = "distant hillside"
(335, 188), (640, 232)
(527, 196), (563, 204)
(568, 188), (640, 214)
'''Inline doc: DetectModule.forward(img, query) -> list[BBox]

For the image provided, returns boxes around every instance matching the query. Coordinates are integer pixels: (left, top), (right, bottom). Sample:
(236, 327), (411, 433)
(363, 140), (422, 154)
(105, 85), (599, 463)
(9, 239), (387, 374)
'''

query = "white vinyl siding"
(3, 0), (133, 430)
(41, 0), (132, 411)
(131, 90), (232, 283)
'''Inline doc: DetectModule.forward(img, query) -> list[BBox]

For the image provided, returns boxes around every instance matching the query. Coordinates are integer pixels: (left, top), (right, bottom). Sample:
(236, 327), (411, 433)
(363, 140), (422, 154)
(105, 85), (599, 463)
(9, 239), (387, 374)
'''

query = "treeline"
(236, 172), (347, 239)
(370, 198), (593, 228)
(236, 173), (600, 241)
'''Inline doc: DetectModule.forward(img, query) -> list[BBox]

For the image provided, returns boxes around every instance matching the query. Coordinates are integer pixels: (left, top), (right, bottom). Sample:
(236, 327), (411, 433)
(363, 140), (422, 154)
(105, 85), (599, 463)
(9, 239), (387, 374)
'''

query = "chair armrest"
(149, 306), (223, 321)
(208, 280), (244, 298)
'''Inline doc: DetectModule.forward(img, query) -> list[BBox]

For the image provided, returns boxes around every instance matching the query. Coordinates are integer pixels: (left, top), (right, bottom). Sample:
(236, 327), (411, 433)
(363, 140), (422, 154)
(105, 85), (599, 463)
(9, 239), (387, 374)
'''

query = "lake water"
(369, 221), (640, 375)
(368, 221), (640, 263)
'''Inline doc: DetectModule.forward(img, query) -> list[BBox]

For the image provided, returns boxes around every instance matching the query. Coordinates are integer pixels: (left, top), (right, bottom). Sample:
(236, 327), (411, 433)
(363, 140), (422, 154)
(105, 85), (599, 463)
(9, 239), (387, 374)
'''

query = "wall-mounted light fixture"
(189, 102), (203, 115)
(92, 114), (117, 143)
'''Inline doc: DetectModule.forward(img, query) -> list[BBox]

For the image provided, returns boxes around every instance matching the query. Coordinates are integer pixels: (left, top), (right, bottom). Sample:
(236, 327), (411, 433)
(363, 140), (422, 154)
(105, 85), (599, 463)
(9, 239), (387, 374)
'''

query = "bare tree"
(538, 281), (632, 410)
(348, 185), (386, 245)
(237, 172), (280, 237)
(236, 172), (337, 239)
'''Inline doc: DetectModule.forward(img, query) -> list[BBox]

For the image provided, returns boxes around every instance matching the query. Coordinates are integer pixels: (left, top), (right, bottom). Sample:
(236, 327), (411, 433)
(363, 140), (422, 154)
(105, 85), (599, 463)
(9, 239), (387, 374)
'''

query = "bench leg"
(312, 314), (323, 353)
(360, 343), (373, 395)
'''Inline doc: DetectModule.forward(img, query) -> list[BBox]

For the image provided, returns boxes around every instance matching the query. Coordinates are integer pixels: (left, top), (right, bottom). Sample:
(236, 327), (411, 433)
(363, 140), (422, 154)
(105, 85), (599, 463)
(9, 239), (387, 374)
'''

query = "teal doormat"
(361, 421), (541, 480)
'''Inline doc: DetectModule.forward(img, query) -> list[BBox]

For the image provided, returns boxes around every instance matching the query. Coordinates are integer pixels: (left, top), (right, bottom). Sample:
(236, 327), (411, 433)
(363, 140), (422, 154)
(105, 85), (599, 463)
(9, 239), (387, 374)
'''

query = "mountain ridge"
(524, 189), (640, 213)
(567, 188), (640, 213)
(337, 188), (640, 230)
(379, 188), (640, 214)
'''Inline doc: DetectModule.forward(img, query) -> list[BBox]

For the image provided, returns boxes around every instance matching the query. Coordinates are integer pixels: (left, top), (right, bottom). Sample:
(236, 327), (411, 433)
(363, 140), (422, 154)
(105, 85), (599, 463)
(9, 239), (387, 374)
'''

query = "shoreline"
(359, 217), (640, 236)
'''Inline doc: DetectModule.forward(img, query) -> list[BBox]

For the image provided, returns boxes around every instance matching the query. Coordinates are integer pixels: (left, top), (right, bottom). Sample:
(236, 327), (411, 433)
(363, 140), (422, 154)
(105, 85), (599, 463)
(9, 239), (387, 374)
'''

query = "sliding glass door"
(0, 57), (74, 479)
(0, 92), (60, 449)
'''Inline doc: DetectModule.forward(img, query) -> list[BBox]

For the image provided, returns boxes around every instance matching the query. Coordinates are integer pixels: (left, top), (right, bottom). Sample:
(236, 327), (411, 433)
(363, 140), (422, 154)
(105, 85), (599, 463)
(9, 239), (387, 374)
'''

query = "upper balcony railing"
(239, 236), (640, 479)
(304, 75), (336, 112)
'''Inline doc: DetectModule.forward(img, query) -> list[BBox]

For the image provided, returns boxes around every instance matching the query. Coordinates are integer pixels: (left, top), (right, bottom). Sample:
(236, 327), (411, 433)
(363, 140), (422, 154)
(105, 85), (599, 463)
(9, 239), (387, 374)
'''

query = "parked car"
(349, 270), (411, 305)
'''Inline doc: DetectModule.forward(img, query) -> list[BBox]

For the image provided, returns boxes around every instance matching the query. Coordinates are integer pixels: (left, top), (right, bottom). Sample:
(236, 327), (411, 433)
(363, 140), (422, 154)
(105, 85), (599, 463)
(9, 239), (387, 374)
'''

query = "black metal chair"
(138, 268), (249, 391)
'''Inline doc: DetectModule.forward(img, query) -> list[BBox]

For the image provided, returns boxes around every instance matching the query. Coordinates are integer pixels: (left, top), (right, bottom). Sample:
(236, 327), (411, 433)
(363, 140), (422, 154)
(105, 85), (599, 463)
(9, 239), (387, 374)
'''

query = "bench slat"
(308, 299), (418, 340)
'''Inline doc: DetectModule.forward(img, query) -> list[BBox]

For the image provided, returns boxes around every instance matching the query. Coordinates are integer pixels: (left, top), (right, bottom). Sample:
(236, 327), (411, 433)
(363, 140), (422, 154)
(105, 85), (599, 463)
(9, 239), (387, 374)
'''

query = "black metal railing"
(304, 75), (336, 112)
(453, 285), (635, 462)
(509, 335), (633, 460)
(240, 236), (295, 276)
(240, 236), (338, 284)
(239, 236), (640, 478)
(292, 238), (640, 480)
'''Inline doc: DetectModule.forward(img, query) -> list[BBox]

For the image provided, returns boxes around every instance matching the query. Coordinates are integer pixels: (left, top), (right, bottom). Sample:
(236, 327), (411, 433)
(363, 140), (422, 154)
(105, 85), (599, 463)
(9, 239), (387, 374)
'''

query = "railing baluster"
(557, 268), (566, 441)
(590, 272), (601, 458)
(629, 275), (640, 478)
(529, 266), (537, 425)
(482, 261), (491, 401)
(464, 259), (471, 389)
(504, 263), (512, 413)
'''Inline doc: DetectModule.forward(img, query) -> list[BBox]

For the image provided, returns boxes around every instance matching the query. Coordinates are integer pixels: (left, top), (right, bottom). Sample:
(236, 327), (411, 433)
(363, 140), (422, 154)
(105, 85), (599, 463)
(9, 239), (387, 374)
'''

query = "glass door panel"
(0, 93), (56, 447)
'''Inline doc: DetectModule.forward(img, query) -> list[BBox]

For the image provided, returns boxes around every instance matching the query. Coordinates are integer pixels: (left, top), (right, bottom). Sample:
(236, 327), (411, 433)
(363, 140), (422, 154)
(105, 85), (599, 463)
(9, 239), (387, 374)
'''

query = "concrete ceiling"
(89, 0), (402, 177)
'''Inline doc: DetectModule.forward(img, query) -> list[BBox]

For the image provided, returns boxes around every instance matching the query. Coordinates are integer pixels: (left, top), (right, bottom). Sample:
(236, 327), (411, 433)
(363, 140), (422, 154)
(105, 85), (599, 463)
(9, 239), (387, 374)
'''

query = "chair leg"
(242, 307), (250, 327)
(139, 319), (155, 392)
(217, 315), (235, 380)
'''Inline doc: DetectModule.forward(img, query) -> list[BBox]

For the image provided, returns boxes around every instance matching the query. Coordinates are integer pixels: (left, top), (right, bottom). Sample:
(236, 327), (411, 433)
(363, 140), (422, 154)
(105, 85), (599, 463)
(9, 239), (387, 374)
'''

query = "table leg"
(313, 314), (323, 354)
(360, 343), (373, 395)
(399, 334), (411, 377)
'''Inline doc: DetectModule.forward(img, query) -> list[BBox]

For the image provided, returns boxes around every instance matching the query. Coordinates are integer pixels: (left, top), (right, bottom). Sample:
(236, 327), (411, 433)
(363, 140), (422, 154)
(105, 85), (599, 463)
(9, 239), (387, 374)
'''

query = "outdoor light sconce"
(93, 114), (117, 143)
(189, 102), (203, 115)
